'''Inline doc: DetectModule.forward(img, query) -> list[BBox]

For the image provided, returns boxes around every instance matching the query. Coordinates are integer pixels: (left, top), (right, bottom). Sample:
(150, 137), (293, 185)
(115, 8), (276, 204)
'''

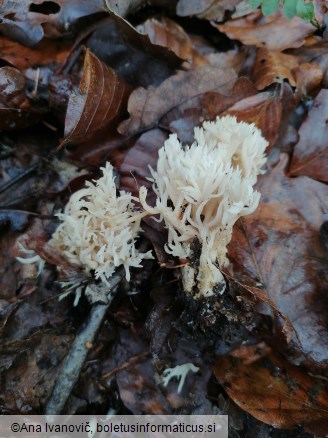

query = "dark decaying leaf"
(217, 9), (314, 51)
(0, 66), (41, 130)
(118, 65), (237, 137)
(213, 343), (328, 431)
(228, 155), (328, 366)
(0, 0), (104, 46)
(65, 128), (128, 168)
(289, 89), (328, 182)
(86, 13), (184, 88)
(60, 49), (130, 147)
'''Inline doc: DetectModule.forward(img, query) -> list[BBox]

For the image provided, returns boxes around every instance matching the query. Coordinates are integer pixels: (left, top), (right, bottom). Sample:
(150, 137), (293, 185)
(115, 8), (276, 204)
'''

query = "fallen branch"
(45, 272), (122, 414)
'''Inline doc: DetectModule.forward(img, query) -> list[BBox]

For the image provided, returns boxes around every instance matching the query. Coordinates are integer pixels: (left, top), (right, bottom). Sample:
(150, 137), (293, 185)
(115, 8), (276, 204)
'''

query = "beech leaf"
(60, 50), (129, 147)
(289, 89), (328, 182)
(118, 65), (237, 136)
(252, 48), (298, 90)
(217, 9), (314, 51)
(213, 343), (328, 430)
(229, 155), (328, 365)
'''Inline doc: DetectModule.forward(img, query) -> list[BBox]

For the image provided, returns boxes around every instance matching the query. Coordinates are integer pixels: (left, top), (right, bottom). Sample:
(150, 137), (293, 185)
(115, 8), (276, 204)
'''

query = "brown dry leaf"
(223, 85), (295, 150)
(60, 50), (130, 147)
(217, 10), (314, 51)
(136, 17), (197, 65)
(292, 38), (328, 87)
(0, 66), (41, 130)
(136, 17), (209, 68)
(213, 343), (328, 429)
(0, 36), (71, 71)
(289, 89), (328, 182)
(293, 62), (323, 100)
(118, 65), (237, 136)
(202, 77), (258, 119)
(229, 155), (328, 365)
(167, 77), (257, 144)
(252, 48), (298, 90)
(176, 0), (241, 21)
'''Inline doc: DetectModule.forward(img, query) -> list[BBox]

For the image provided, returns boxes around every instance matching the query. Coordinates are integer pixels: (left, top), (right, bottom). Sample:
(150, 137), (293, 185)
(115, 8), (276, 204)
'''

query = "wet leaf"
(60, 49), (130, 147)
(217, 9), (314, 51)
(0, 66), (41, 130)
(118, 65), (237, 136)
(136, 17), (207, 67)
(213, 343), (328, 429)
(0, 0), (104, 46)
(252, 48), (298, 89)
(223, 84), (295, 150)
(101, 329), (170, 414)
(292, 39), (328, 87)
(120, 129), (168, 198)
(168, 77), (258, 144)
(289, 89), (328, 182)
(176, 0), (241, 21)
(103, 0), (170, 18)
(0, 36), (70, 71)
(86, 13), (184, 88)
(229, 155), (328, 366)
(293, 62), (322, 99)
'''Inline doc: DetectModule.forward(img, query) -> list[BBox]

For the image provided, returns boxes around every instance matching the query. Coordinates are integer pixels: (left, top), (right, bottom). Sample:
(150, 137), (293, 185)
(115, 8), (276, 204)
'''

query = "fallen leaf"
(168, 77), (258, 144)
(252, 48), (298, 90)
(217, 9), (314, 51)
(229, 155), (328, 366)
(60, 49), (130, 147)
(86, 13), (183, 88)
(136, 17), (209, 69)
(101, 329), (171, 414)
(289, 89), (328, 182)
(0, 0), (104, 46)
(66, 128), (128, 168)
(292, 38), (328, 87)
(213, 343), (328, 429)
(176, 0), (241, 21)
(293, 62), (323, 100)
(0, 35), (70, 71)
(103, 0), (164, 18)
(223, 84), (295, 150)
(202, 77), (258, 119)
(120, 129), (168, 198)
(136, 17), (193, 63)
(0, 66), (41, 130)
(118, 65), (237, 136)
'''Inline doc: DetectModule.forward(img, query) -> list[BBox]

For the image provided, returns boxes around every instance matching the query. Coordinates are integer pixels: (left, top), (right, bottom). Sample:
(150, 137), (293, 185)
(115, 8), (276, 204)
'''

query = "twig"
(101, 351), (150, 380)
(45, 273), (122, 414)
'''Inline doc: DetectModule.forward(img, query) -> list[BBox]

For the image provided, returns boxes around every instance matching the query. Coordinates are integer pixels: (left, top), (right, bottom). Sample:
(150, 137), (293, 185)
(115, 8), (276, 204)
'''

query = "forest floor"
(0, 1), (327, 436)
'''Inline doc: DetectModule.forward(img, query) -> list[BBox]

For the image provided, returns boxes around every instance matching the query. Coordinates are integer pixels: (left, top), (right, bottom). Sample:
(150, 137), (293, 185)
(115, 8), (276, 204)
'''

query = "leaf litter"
(0, 1), (327, 435)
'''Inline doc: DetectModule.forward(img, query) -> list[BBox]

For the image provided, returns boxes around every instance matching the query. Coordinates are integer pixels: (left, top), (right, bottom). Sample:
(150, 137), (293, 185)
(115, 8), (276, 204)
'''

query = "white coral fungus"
(140, 115), (268, 298)
(50, 162), (152, 284)
(162, 363), (200, 394)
